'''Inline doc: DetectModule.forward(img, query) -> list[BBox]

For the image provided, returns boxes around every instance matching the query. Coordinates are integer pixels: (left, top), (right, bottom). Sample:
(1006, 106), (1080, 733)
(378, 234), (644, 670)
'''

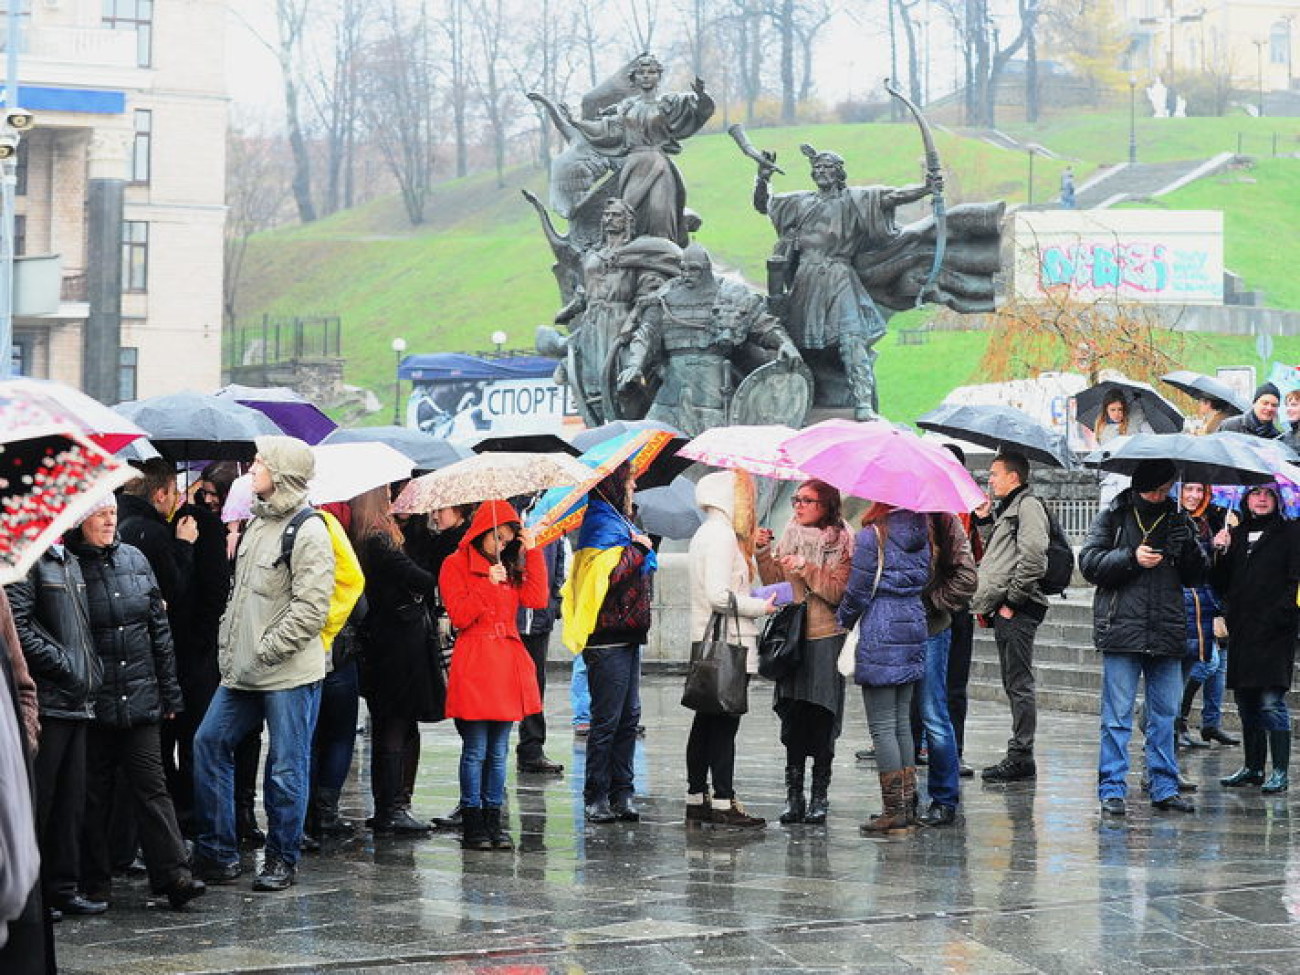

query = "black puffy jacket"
(5, 548), (100, 720)
(67, 534), (183, 728)
(1079, 490), (1208, 657)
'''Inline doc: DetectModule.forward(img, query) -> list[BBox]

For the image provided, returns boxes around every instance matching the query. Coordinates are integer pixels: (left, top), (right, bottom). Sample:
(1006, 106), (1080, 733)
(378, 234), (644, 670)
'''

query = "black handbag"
(681, 597), (749, 715)
(757, 600), (807, 681)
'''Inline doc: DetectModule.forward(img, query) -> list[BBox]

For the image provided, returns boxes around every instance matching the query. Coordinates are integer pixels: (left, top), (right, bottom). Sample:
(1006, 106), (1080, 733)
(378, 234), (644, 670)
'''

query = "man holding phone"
(1079, 459), (1208, 817)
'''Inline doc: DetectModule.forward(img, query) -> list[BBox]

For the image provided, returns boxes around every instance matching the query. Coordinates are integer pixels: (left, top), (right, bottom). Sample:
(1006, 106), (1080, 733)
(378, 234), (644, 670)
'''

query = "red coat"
(439, 504), (547, 722)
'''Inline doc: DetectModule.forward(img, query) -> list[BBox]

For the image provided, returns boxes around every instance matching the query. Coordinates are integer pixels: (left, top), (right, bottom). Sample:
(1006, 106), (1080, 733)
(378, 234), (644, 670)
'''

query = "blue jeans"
(583, 645), (640, 804)
(313, 660), (359, 792)
(194, 682), (322, 866)
(1098, 653), (1180, 802)
(921, 629), (960, 808)
(1189, 643), (1226, 729)
(571, 653), (591, 725)
(457, 720), (512, 808)
(1236, 687), (1291, 732)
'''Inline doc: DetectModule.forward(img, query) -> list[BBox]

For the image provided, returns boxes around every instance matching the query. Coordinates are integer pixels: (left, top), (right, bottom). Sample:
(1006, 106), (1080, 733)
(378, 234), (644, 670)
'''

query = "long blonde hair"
(732, 469), (757, 561)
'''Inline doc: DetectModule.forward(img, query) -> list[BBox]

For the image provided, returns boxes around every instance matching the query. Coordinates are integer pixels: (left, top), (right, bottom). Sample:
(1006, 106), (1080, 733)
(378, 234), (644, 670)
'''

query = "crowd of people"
(4, 378), (1300, 972)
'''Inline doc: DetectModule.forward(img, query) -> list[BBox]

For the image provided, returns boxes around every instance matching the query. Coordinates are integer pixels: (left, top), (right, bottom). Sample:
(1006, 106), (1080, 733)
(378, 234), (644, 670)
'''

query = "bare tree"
(271, 0), (318, 222)
(467, 0), (520, 189)
(893, 0), (923, 105)
(793, 0), (831, 103)
(224, 130), (293, 328)
(307, 0), (369, 216)
(511, 0), (580, 168)
(362, 1), (439, 224)
(619, 0), (663, 52)
(436, 0), (472, 178)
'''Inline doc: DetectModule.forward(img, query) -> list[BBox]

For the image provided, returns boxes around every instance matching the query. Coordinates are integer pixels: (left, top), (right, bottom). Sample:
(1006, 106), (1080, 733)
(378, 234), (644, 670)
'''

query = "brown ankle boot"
(861, 770), (914, 834)
(900, 766), (920, 826)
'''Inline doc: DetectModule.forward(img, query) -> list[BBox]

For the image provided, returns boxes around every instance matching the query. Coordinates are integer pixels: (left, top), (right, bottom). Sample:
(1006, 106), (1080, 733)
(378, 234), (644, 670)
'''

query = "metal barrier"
(1045, 497), (1099, 545)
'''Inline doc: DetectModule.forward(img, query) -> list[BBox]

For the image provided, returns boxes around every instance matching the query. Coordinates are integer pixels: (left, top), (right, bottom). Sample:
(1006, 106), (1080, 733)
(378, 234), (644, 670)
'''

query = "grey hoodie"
(217, 436), (333, 692)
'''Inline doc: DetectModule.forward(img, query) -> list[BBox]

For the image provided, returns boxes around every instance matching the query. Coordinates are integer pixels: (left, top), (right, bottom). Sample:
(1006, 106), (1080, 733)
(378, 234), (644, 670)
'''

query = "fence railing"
(1045, 497), (1100, 546)
(226, 315), (342, 371)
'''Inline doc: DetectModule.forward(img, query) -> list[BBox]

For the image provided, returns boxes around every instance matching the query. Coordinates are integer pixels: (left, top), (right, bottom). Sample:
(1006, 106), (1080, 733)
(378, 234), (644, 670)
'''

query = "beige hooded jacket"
(218, 436), (333, 691)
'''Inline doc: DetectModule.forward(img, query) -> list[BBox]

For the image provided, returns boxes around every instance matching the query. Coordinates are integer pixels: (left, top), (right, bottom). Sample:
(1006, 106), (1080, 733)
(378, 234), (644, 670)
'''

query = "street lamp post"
(1026, 146), (1036, 206)
(390, 336), (407, 425)
(1128, 75), (1138, 165)
(1253, 39), (1267, 117)
(491, 330), (507, 354)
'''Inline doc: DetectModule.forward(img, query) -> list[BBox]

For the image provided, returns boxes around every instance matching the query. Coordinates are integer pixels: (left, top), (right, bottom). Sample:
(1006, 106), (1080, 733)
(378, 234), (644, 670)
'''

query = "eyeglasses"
(790, 496), (821, 507)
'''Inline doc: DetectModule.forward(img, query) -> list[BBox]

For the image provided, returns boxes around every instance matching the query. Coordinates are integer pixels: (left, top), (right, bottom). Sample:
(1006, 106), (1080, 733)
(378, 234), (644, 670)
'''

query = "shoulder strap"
(871, 525), (884, 598)
(275, 508), (322, 570)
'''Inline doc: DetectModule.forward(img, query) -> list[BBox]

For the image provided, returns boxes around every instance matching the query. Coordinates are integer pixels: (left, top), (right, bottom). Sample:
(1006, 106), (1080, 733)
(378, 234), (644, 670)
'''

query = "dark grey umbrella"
(915, 403), (1073, 469)
(1159, 371), (1250, 416)
(321, 426), (471, 473)
(114, 391), (282, 461)
(1083, 432), (1296, 485)
(1074, 379), (1184, 434)
(634, 475), (703, 541)
(469, 432), (580, 456)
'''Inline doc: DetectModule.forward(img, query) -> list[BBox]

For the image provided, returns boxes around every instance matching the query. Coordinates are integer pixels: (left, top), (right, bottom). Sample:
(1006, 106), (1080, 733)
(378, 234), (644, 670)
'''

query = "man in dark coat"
(1218, 382), (1281, 439)
(1080, 459), (1208, 817)
(6, 542), (106, 916)
(1211, 483), (1300, 792)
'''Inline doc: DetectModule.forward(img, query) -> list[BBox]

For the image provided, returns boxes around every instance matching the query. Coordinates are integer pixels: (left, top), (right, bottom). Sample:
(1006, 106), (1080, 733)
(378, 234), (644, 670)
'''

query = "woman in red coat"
(439, 500), (547, 850)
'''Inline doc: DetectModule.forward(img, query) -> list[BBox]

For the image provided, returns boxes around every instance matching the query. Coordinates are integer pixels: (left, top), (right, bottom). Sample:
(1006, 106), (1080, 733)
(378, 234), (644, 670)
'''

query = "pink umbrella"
(780, 419), (985, 514)
(677, 424), (807, 480)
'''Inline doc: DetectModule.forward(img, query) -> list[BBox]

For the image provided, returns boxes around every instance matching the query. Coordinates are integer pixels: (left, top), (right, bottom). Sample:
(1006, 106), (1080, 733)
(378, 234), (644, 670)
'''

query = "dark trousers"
(947, 611), (974, 755)
(583, 645), (640, 805)
(33, 717), (86, 901)
(83, 723), (190, 897)
(994, 613), (1040, 757)
(516, 630), (551, 763)
(161, 682), (213, 836)
(688, 711), (743, 799)
(313, 659), (359, 793)
(371, 713), (419, 811)
(779, 701), (836, 770)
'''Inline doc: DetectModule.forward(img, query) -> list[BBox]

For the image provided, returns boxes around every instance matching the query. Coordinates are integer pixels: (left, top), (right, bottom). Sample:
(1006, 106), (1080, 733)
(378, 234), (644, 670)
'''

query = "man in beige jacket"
(192, 437), (333, 893)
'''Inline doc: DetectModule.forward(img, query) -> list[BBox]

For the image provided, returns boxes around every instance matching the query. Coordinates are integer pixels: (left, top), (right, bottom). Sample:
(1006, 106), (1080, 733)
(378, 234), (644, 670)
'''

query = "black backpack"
(1032, 498), (1075, 597)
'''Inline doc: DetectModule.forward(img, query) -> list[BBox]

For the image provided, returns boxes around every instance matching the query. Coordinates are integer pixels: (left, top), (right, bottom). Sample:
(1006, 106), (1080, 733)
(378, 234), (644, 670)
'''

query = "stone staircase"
(1072, 152), (1237, 209)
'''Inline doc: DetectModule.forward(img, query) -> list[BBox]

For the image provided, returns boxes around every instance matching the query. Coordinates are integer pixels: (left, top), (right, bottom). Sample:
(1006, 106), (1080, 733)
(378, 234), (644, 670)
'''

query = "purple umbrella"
(214, 384), (337, 445)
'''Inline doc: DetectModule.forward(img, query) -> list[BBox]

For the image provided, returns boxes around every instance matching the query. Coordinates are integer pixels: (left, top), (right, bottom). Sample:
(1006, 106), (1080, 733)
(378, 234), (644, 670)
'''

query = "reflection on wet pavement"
(56, 676), (1300, 973)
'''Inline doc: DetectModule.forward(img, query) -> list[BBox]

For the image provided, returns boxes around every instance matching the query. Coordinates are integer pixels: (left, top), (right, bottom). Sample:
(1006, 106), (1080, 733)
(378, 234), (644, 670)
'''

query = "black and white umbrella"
(115, 390), (282, 461)
(1074, 379), (1184, 434)
(1159, 371), (1250, 416)
(1084, 432), (1299, 485)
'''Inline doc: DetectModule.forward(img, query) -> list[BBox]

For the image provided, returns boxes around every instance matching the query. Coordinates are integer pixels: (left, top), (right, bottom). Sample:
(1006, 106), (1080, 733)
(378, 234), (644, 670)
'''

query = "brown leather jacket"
(756, 542), (851, 641)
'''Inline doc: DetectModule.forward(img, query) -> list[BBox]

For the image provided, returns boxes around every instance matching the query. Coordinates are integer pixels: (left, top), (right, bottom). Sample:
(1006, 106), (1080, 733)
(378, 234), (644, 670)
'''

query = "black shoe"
(585, 799), (617, 824)
(1202, 727), (1240, 746)
(381, 808), (433, 834)
(918, 802), (957, 827)
(430, 803), (463, 829)
(958, 762), (974, 778)
(47, 907), (63, 923)
(854, 748), (875, 761)
(164, 876), (207, 911)
(610, 797), (640, 822)
(237, 807), (266, 850)
(124, 855), (148, 876)
(300, 832), (321, 853)
(483, 807), (514, 850)
(1152, 795), (1195, 813)
(1221, 767), (1265, 787)
(1177, 774), (1198, 793)
(54, 894), (108, 916)
(193, 855), (243, 885)
(1100, 798), (1127, 817)
(252, 856), (296, 892)
(981, 757), (1036, 782)
(517, 757), (565, 775)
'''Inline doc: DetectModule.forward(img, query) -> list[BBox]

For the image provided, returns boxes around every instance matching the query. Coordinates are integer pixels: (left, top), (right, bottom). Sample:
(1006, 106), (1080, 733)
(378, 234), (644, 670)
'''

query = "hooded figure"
(438, 499), (548, 850)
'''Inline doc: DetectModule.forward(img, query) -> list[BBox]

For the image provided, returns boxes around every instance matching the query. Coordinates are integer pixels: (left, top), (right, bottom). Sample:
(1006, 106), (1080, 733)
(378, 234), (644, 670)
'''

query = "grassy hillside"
(236, 115), (1300, 423)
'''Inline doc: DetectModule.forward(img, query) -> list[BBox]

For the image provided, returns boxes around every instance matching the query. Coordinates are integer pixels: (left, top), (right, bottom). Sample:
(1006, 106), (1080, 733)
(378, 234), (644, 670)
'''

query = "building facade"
(1116, 0), (1296, 97)
(9, 0), (226, 402)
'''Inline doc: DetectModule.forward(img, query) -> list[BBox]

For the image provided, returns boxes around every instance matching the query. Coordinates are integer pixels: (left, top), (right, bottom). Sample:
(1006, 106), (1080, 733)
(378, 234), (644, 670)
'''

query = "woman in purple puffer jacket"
(837, 502), (931, 835)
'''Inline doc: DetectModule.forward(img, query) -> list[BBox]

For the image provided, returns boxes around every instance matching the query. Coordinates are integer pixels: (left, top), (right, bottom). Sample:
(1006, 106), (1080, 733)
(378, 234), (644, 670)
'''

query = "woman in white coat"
(684, 471), (776, 828)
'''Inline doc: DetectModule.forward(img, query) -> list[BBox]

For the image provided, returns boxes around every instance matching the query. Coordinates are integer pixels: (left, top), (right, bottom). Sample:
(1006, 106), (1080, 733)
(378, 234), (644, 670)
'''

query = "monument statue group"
(527, 55), (1005, 433)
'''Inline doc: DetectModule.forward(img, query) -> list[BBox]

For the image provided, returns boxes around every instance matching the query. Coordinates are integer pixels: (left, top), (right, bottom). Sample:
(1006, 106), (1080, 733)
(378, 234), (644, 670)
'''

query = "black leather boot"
(369, 750), (400, 832)
(805, 765), (831, 825)
(1221, 728), (1267, 786)
(460, 807), (491, 850)
(484, 806), (513, 850)
(236, 795), (265, 850)
(315, 786), (354, 836)
(779, 766), (805, 825)
(1263, 730), (1291, 794)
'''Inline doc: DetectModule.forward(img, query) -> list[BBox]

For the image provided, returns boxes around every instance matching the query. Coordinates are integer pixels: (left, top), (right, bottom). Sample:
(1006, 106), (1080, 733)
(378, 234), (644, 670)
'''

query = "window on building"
(118, 347), (139, 401)
(14, 140), (26, 197)
(1271, 22), (1290, 66)
(10, 335), (28, 377)
(102, 0), (153, 68)
(130, 109), (152, 184)
(13, 214), (24, 257)
(122, 221), (148, 292)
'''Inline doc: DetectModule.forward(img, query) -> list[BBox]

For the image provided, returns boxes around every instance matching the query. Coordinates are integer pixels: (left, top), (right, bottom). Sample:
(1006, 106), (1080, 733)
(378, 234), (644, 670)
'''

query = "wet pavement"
(55, 674), (1300, 974)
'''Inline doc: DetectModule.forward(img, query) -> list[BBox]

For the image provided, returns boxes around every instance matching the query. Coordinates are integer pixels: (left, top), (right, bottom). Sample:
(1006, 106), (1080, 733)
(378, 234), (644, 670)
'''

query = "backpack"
(1031, 498), (1075, 597)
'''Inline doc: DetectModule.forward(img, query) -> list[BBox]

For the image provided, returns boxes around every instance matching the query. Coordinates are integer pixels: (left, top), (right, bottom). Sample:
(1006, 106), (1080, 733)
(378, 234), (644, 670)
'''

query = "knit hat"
(1254, 381), (1281, 403)
(76, 491), (117, 526)
(1132, 459), (1177, 494)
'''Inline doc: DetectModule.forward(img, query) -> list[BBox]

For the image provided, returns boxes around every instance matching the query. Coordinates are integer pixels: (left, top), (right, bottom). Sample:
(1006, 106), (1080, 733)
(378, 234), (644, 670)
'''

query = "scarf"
(775, 519), (854, 570)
